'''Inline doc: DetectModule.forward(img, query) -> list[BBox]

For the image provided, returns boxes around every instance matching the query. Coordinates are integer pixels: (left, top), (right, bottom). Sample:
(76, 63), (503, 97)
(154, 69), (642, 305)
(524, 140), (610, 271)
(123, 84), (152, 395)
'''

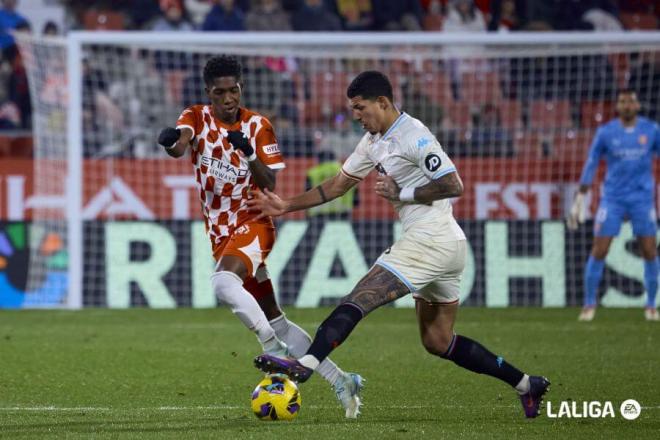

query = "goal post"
(13, 31), (660, 309)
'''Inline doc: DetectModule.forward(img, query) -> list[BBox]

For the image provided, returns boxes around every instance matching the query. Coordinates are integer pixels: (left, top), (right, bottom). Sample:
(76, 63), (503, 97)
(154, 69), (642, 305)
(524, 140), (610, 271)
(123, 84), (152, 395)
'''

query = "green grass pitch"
(0, 308), (658, 439)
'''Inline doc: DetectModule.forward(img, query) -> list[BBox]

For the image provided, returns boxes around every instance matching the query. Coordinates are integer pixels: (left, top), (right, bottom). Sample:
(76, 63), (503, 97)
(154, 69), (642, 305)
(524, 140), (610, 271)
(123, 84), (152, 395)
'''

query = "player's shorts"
(594, 197), (657, 237)
(375, 229), (467, 304)
(212, 219), (275, 278)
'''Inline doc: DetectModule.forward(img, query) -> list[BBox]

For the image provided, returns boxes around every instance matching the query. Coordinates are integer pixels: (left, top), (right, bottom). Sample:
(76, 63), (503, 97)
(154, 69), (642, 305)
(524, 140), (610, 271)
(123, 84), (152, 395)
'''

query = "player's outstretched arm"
(158, 126), (193, 158)
(374, 171), (463, 204)
(247, 172), (358, 218)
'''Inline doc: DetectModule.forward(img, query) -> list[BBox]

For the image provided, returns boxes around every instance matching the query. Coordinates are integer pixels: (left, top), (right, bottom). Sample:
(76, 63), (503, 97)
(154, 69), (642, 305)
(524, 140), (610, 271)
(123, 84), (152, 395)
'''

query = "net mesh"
(15, 33), (660, 308)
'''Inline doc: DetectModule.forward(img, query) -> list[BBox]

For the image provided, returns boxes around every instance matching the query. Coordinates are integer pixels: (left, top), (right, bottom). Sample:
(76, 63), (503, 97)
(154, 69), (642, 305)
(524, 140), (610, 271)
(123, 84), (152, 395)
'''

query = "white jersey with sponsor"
(342, 112), (465, 241)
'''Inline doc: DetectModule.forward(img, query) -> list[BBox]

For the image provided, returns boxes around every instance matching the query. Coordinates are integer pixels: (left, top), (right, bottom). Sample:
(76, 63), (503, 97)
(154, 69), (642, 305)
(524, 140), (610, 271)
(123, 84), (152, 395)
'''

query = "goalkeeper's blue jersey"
(579, 116), (660, 201)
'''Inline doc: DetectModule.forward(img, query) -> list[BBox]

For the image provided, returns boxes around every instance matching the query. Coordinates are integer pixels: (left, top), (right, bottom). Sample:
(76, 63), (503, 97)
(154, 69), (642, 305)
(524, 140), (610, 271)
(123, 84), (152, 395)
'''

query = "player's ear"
(377, 96), (389, 110)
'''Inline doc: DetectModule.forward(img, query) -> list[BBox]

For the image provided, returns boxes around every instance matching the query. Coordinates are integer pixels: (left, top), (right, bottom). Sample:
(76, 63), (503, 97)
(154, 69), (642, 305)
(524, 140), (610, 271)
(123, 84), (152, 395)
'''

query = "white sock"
(269, 314), (343, 386)
(298, 354), (320, 370)
(211, 271), (286, 354)
(515, 374), (530, 395)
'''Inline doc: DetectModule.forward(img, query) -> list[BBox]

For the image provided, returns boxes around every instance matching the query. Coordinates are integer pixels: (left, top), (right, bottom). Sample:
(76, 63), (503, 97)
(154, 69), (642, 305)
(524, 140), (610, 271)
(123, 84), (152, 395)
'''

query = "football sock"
(211, 271), (285, 353)
(441, 335), (524, 388)
(269, 314), (342, 386)
(515, 374), (531, 395)
(298, 355), (320, 370)
(305, 303), (364, 363)
(643, 257), (658, 308)
(584, 256), (605, 307)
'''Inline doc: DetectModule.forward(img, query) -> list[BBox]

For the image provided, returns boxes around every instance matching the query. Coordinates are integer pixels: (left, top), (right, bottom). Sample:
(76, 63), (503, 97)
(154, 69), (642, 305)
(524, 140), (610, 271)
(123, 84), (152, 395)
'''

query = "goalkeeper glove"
(566, 192), (586, 231)
(227, 130), (256, 161)
(158, 127), (180, 149)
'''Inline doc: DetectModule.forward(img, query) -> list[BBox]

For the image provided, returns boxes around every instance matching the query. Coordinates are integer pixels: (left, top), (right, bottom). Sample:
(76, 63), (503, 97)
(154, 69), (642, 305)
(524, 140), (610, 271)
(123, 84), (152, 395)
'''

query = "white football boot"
(334, 372), (364, 418)
(578, 306), (596, 322)
(644, 307), (659, 321)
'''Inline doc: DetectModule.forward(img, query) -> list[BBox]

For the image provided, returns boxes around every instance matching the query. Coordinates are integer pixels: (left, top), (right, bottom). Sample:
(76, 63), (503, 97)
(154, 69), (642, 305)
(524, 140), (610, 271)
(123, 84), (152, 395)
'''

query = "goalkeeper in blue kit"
(567, 89), (660, 321)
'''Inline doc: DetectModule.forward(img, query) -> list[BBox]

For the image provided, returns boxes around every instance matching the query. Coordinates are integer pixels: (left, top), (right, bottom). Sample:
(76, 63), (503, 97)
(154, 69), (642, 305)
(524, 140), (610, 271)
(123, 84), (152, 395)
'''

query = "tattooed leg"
(303, 265), (411, 363)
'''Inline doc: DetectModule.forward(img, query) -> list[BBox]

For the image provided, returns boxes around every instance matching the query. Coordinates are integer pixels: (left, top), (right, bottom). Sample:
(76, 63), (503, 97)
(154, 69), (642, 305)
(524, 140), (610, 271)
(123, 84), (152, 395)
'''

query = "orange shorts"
(212, 219), (275, 278)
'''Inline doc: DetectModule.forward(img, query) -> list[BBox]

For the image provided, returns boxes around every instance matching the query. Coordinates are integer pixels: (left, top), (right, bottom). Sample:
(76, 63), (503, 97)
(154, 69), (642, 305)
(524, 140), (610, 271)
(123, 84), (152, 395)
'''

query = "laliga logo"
(546, 399), (641, 420)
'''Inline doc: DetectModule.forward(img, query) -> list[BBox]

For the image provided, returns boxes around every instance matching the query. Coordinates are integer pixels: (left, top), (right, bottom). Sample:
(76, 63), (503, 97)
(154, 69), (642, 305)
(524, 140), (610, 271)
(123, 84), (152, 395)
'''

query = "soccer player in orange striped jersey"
(157, 55), (363, 418)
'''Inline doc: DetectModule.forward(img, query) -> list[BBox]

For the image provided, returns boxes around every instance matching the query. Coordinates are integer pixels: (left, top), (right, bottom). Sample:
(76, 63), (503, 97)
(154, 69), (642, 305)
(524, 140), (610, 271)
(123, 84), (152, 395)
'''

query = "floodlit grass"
(0, 308), (658, 439)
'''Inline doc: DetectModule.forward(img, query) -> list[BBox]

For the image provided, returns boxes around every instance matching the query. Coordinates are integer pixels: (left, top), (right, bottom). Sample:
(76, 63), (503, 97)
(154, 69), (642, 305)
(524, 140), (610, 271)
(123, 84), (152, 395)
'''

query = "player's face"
(616, 92), (640, 121)
(206, 76), (242, 123)
(349, 96), (386, 135)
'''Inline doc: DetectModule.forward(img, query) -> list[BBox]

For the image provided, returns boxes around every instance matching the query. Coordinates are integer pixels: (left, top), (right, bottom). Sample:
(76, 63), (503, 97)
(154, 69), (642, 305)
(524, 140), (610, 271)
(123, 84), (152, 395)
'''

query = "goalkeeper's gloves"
(227, 130), (256, 161)
(566, 192), (586, 231)
(158, 127), (180, 149)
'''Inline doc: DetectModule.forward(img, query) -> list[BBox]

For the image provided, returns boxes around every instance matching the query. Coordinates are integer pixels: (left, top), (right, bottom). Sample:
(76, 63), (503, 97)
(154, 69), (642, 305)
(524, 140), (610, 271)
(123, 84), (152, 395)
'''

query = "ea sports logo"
(620, 399), (641, 420)
(425, 154), (441, 172)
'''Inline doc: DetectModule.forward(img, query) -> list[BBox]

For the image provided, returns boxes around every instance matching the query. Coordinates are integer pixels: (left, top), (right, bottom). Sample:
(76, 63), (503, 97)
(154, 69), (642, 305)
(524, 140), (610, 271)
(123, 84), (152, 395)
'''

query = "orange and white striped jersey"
(176, 105), (285, 245)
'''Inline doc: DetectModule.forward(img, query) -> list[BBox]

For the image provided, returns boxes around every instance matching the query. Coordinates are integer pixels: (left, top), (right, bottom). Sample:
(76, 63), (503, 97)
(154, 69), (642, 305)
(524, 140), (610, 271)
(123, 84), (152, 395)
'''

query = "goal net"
(13, 32), (660, 309)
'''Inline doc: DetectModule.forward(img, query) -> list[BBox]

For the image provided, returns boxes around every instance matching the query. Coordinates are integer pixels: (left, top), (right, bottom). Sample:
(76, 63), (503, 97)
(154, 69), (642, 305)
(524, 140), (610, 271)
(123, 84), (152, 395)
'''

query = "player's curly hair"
(346, 71), (393, 102)
(203, 55), (242, 85)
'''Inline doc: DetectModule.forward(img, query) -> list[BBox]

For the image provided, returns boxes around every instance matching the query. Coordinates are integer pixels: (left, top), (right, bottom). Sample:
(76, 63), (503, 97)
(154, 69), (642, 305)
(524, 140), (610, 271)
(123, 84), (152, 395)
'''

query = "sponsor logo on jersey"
(375, 163), (388, 175)
(201, 155), (248, 184)
(425, 153), (442, 172)
(263, 143), (280, 155)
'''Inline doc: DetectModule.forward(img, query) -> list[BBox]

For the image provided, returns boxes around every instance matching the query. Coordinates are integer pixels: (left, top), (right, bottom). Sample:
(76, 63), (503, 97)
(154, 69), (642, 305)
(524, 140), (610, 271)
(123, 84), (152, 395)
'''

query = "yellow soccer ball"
(251, 374), (302, 421)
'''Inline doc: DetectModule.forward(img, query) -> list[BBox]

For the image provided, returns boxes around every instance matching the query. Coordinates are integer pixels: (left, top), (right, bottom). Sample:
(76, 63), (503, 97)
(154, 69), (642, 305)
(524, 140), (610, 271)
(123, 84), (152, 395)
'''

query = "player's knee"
(421, 332), (453, 357)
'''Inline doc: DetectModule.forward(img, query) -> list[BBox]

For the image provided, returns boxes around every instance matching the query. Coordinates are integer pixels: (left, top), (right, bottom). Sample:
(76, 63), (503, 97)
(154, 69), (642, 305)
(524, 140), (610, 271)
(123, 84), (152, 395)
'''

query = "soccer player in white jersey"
(157, 55), (362, 418)
(249, 71), (550, 418)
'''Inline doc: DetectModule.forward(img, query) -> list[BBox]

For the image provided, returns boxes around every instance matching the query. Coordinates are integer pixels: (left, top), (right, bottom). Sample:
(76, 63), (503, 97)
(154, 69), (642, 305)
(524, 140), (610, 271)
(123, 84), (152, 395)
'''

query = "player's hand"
(227, 130), (255, 157)
(158, 127), (180, 149)
(246, 188), (288, 219)
(566, 192), (586, 231)
(375, 175), (401, 201)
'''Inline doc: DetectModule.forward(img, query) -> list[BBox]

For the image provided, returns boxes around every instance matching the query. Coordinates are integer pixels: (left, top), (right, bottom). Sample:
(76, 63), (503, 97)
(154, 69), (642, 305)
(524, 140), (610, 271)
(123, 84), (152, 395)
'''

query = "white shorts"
(375, 229), (466, 304)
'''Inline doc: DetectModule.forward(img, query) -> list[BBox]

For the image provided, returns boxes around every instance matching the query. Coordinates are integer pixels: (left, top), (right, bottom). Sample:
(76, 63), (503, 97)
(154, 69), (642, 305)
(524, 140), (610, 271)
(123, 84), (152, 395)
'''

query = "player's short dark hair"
(346, 71), (394, 102)
(203, 55), (242, 86)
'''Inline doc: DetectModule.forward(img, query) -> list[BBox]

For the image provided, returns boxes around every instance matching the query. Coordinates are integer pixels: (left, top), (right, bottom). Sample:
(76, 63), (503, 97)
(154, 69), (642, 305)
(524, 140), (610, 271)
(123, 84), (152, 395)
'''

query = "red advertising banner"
(0, 157), (629, 221)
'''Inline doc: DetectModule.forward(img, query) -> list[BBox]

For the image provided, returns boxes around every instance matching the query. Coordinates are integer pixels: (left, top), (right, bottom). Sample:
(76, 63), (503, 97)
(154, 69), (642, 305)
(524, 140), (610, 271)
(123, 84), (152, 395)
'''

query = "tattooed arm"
(374, 171), (464, 204)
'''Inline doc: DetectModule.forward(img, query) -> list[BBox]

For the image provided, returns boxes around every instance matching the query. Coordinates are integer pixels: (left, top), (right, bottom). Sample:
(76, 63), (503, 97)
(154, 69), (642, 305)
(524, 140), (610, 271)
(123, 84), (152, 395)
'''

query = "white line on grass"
(1, 405), (659, 412)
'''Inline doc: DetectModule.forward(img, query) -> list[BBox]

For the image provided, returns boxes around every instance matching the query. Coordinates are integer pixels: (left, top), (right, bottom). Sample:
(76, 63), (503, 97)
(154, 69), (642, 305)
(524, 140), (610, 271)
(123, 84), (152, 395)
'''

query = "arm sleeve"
(255, 117), (285, 170)
(175, 106), (199, 136)
(579, 127), (606, 186)
(410, 135), (456, 181)
(341, 134), (374, 180)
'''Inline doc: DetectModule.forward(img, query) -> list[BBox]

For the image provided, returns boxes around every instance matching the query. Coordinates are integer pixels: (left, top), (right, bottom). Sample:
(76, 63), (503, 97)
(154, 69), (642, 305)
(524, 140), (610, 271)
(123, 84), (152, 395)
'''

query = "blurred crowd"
(0, 0), (658, 158)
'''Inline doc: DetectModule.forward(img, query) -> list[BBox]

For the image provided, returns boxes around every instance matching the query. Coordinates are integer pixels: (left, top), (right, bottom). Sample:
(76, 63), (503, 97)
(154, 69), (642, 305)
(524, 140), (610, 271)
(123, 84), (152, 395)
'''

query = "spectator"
(246, 0), (291, 31)
(291, 0), (342, 31)
(151, 0), (195, 31)
(42, 20), (59, 36)
(401, 76), (444, 134)
(202, 0), (245, 31)
(371, 0), (422, 31)
(185, 0), (213, 26)
(120, 0), (161, 29)
(488, 0), (523, 30)
(0, 0), (29, 51)
(551, 0), (619, 30)
(443, 0), (487, 32)
(333, 0), (374, 31)
(467, 102), (514, 156)
(7, 49), (29, 129)
(0, 100), (20, 129)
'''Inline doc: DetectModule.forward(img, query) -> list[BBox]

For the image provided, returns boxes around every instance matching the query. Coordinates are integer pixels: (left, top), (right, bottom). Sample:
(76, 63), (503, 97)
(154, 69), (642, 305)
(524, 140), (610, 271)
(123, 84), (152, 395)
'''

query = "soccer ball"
(251, 374), (301, 421)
